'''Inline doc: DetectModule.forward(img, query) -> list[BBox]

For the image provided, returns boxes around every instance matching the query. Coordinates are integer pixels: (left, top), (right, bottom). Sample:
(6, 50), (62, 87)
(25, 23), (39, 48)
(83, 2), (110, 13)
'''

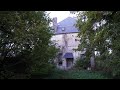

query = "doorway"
(66, 58), (73, 68)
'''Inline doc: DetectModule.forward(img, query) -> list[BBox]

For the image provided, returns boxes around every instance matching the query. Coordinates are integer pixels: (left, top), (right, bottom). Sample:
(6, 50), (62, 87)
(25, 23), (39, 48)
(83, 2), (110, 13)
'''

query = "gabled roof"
(54, 17), (79, 34)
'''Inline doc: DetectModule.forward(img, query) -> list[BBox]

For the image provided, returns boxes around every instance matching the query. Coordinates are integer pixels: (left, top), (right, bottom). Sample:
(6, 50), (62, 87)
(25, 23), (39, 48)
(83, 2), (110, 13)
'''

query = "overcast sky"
(46, 11), (77, 23)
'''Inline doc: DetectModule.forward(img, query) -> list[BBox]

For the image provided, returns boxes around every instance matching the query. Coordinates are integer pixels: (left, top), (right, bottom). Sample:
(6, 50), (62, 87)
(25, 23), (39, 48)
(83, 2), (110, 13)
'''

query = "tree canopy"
(0, 11), (58, 79)
(76, 11), (120, 78)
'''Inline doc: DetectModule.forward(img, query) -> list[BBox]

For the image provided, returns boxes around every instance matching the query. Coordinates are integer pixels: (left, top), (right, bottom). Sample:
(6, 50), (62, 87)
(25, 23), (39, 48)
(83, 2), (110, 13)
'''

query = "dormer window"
(62, 27), (65, 31)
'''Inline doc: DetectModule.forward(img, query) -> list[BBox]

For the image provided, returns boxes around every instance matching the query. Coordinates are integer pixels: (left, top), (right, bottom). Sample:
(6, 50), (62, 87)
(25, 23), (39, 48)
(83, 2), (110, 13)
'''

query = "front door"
(66, 58), (73, 68)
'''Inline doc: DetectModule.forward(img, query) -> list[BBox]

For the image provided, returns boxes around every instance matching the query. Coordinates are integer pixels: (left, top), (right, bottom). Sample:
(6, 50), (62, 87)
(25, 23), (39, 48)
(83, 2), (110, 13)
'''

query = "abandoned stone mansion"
(51, 17), (85, 70)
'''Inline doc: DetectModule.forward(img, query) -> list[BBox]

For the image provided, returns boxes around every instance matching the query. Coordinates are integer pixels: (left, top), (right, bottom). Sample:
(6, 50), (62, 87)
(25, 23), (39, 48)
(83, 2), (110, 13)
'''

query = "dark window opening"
(66, 58), (73, 67)
(75, 39), (77, 41)
(58, 61), (62, 66)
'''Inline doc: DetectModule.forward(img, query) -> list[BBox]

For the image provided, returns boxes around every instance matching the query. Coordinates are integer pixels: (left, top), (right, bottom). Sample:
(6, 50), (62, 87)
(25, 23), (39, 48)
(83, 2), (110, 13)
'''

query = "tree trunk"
(90, 53), (95, 70)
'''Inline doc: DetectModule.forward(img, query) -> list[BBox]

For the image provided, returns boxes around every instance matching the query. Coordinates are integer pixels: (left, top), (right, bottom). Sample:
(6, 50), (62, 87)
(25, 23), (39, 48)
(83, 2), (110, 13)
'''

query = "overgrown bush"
(76, 11), (120, 79)
(109, 59), (120, 78)
(0, 70), (14, 79)
(0, 11), (58, 79)
(74, 58), (90, 70)
(30, 63), (55, 79)
(95, 56), (120, 78)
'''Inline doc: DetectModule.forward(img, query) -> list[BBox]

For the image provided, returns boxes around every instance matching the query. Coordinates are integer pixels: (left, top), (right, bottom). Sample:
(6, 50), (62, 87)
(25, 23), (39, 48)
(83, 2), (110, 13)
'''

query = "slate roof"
(54, 17), (79, 34)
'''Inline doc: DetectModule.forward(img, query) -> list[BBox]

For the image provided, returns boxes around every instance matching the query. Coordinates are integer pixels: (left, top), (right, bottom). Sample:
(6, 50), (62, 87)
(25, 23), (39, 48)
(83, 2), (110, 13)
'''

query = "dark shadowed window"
(58, 61), (62, 66)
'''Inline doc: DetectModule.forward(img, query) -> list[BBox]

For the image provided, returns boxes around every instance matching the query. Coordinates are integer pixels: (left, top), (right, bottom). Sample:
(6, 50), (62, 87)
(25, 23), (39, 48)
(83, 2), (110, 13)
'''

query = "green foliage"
(0, 70), (14, 79)
(74, 58), (90, 70)
(66, 70), (108, 79)
(44, 69), (109, 79)
(0, 11), (58, 79)
(31, 63), (55, 78)
(76, 11), (120, 78)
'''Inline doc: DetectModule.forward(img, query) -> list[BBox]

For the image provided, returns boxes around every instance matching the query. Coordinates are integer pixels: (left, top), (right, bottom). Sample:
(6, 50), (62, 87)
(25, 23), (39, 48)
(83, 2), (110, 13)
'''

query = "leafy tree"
(76, 11), (120, 77)
(0, 11), (58, 79)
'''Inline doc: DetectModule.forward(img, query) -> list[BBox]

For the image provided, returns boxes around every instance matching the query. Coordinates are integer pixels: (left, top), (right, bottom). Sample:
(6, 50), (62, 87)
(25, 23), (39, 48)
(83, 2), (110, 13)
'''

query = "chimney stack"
(52, 17), (57, 33)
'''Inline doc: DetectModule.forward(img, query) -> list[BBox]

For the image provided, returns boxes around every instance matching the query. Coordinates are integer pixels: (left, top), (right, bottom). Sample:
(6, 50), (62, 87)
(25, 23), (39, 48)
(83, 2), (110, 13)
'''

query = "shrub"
(74, 58), (90, 70)
(30, 63), (55, 78)
(95, 56), (120, 78)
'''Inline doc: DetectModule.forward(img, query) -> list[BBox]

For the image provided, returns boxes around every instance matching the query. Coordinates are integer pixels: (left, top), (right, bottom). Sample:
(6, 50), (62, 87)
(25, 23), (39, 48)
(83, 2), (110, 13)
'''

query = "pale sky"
(46, 11), (77, 23)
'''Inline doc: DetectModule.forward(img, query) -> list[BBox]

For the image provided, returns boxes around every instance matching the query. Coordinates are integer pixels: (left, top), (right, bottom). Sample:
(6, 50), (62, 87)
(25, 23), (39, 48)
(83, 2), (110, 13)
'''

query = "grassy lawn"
(44, 69), (111, 79)
(66, 70), (109, 79)
(8, 69), (111, 79)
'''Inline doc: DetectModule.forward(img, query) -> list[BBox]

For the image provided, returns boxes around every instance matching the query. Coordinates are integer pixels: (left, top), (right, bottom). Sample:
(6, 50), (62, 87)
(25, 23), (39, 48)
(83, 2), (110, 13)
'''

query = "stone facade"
(51, 17), (85, 70)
